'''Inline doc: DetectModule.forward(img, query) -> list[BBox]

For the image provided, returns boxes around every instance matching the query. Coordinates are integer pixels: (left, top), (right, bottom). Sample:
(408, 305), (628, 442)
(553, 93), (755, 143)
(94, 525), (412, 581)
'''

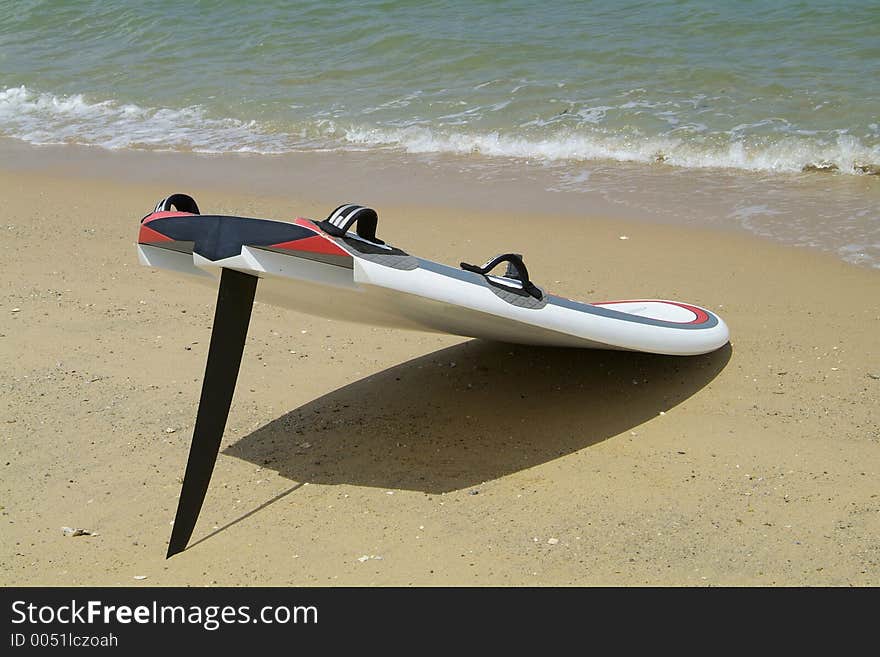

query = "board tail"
(166, 268), (258, 558)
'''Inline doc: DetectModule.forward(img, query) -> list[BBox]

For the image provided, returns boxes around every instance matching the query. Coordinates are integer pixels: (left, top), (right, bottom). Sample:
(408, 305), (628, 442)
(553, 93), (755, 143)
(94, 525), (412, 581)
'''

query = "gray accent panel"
(151, 240), (195, 255)
(355, 251), (420, 270)
(488, 284), (548, 309)
(255, 246), (354, 269)
(416, 258), (485, 283)
(547, 295), (719, 330)
(321, 232), (418, 269)
(416, 258), (718, 330)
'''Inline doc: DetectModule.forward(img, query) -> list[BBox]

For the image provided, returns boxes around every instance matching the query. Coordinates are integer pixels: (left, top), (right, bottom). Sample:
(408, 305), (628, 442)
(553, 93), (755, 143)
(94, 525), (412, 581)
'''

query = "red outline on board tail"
(593, 300), (710, 325)
(143, 211), (195, 224)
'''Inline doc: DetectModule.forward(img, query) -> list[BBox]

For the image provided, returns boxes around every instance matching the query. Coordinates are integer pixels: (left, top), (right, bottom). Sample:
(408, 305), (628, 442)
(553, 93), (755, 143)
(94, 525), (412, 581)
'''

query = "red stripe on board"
(271, 234), (349, 257)
(138, 224), (173, 244)
(142, 211), (194, 225)
(593, 299), (709, 325)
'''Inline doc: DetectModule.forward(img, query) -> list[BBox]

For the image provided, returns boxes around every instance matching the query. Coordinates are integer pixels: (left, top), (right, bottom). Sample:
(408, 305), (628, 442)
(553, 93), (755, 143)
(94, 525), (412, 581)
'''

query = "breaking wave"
(339, 125), (880, 176)
(2, 85), (878, 176)
(0, 85), (289, 153)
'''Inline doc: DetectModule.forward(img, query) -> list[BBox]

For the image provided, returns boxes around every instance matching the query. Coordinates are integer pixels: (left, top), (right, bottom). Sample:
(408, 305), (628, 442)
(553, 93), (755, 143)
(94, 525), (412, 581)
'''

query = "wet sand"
(1, 151), (878, 586)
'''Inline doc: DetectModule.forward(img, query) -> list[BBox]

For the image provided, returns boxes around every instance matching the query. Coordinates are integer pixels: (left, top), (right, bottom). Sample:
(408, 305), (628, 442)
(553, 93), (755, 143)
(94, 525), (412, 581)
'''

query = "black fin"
(166, 268), (258, 558)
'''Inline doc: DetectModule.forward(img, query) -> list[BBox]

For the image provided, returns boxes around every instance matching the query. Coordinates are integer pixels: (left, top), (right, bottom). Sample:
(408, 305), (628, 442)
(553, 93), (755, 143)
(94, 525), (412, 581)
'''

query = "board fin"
(166, 268), (258, 558)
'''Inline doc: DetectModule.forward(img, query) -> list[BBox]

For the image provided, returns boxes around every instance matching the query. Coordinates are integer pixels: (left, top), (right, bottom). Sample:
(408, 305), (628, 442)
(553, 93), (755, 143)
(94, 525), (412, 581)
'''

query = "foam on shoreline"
(2, 85), (878, 176)
(1, 138), (877, 269)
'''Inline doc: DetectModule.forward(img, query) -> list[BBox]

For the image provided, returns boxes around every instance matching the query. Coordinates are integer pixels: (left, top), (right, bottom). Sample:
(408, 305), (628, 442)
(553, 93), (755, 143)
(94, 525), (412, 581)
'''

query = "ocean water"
(1, 0), (878, 264)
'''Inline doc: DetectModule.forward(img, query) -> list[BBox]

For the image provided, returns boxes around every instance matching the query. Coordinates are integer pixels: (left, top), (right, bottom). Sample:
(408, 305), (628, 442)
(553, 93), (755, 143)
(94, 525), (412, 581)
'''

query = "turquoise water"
(1, 0), (878, 173)
(1, 0), (878, 266)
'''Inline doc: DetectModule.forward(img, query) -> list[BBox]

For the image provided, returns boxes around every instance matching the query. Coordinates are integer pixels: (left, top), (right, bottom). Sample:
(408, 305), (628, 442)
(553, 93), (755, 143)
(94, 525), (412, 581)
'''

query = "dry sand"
(1, 159), (878, 586)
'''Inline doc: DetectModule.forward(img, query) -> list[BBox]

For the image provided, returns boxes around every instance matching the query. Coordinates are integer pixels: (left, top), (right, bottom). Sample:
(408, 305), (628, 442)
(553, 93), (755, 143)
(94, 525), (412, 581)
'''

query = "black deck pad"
(147, 215), (316, 261)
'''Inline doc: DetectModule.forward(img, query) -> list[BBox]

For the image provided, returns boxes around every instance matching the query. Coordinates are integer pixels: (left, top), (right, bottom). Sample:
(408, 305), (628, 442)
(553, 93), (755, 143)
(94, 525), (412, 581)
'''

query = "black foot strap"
(153, 193), (201, 215)
(317, 204), (384, 244)
(166, 268), (258, 558)
(461, 253), (543, 300)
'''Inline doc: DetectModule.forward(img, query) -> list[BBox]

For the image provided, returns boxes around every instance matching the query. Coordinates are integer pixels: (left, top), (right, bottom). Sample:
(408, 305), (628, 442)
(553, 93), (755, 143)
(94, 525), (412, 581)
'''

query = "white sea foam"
(2, 85), (878, 176)
(339, 124), (880, 175)
(0, 85), (289, 153)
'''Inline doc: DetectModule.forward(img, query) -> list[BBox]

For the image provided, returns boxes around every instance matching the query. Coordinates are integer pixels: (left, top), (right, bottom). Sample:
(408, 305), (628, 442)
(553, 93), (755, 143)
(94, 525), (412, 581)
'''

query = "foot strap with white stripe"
(154, 194), (201, 215)
(317, 204), (384, 244)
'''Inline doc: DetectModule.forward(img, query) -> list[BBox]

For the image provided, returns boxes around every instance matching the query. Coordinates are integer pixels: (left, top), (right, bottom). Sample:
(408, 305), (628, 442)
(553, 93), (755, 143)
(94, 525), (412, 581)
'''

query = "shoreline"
(1, 138), (878, 270)
(1, 152), (878, 586)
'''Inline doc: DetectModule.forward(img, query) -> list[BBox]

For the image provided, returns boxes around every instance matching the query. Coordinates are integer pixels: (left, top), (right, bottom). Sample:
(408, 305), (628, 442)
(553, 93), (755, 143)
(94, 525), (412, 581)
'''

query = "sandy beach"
(1, 147), (878, 587)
